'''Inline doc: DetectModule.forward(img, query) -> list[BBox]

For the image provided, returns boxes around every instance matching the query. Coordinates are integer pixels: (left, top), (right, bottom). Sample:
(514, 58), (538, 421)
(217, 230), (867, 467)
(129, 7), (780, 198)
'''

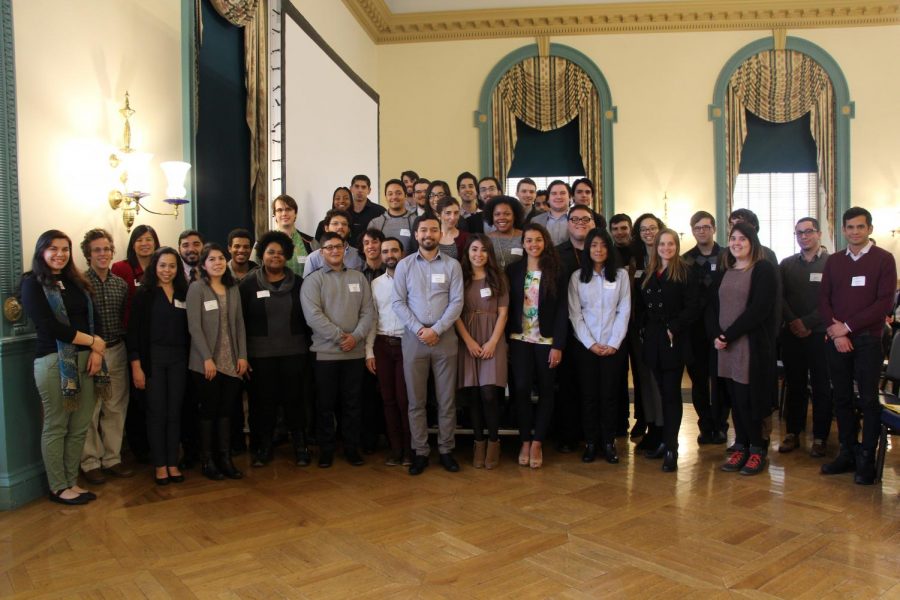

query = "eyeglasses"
(639, 226), (659, 234)
(795, 229), (819, 237)
(569, 217), (593, 225)
(91, 247), (114, 254)
(429, 192), (446, 199)
(692, 225), (713, 232)
(321, 244), (344, 252)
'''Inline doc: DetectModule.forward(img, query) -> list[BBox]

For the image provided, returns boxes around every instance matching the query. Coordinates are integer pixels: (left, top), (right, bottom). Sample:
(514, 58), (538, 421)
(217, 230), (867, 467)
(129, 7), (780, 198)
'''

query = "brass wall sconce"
(108, 92), (191, 232)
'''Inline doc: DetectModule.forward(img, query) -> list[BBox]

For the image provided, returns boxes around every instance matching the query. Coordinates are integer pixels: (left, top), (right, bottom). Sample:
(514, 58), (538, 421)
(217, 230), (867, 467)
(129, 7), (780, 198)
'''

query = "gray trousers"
(402, 329), (458, 456)
(81, 343), (129, 470)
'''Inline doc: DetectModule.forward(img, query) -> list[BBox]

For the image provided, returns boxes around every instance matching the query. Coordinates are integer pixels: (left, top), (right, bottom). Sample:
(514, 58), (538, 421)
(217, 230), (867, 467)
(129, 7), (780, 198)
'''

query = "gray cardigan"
(299, 265), (374, 361)
(186, 280), (247, 374)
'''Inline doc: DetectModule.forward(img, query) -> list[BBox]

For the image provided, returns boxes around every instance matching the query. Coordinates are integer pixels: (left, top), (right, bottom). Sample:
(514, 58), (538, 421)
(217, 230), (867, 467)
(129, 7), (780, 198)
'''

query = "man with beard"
(349, 174), (386, 244)
(226, 228), (257, 283)
(304, 209), (364, 275)
(366, 238), (412, 466)
(367, 179), (418, 253)
(465, 176), (501, 234)
(413, 178), (432, 217)
(609, 214), (634, 265)
(392, 215), (464, 475)
(401, 170), (418, 212)
(178, 230), (204, 282)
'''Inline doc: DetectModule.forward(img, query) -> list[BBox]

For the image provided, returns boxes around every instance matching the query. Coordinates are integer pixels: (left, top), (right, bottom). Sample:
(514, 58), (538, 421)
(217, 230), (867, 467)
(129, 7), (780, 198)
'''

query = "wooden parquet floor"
(2, 407), (900, 599)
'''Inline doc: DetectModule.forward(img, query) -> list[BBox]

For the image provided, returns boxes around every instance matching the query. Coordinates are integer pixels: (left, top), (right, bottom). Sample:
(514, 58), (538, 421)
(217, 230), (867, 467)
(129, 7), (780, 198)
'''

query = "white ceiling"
(384, 0), (664, 13)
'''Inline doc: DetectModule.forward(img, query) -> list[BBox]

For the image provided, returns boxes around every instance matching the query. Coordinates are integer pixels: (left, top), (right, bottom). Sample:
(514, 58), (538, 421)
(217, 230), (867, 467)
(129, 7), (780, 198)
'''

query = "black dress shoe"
(604, 443), (619, 464)
(439, 453), (460, 472)
(711, 430), (727, 445)
(854, 449), (876, 485)
(409, 454), (429, 475)
(821, 447), (855, 475)
(345, 450), (365, 466)
(49, 490), (89, 506)
(318, 449), (334, 468)
(154, 476), (170, 486)
(581, 444), (597, 463)
(645, 443), (667, 459)
(662, 450), (678, 472)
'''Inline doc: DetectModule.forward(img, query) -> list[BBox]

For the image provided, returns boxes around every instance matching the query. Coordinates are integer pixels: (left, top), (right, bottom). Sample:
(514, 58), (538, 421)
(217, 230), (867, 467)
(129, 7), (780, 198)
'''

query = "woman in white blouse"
(568, 228), (631, 464)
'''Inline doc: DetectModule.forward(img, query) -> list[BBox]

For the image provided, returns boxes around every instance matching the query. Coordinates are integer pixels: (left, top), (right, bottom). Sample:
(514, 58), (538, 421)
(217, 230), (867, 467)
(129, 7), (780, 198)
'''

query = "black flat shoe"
(604, 443), (619, 464)
(154, 476), (170, 486)
(581, 444), (597, 463)
(662, 450), (678, 472)
(78, 490), (98, 501)
(49, 490), (88, 505)
(439, 453), (460, 473)
(168, 473), (185, 483)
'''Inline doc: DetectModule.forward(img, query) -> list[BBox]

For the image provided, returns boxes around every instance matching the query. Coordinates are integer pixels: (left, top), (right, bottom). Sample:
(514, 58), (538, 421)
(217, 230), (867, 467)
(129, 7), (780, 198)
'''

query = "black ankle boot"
(216, 418), (243, 479)
(200, 420), (224, 480)
(662, 449), (678, 472)
(854, 448), (876, 485)
(821, 445), (855, 475)
(293, 431), (311, 467)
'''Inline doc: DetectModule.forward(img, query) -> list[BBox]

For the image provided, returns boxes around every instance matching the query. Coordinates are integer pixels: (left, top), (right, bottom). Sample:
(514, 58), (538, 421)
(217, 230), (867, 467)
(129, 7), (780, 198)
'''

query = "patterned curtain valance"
(209, 0), (259, 27)
(726, 50), (835, 226)
(491, 56), (602, 212)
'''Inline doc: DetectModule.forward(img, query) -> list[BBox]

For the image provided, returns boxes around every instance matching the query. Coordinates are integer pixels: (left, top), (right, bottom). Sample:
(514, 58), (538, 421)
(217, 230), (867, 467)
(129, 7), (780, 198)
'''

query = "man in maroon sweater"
(819, 206), (897, 484)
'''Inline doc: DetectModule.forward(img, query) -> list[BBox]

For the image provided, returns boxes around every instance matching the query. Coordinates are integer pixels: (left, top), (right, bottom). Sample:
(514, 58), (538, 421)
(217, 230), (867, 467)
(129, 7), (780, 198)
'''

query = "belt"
(376, 334), (402, 346)
(106, 339), (123, 348)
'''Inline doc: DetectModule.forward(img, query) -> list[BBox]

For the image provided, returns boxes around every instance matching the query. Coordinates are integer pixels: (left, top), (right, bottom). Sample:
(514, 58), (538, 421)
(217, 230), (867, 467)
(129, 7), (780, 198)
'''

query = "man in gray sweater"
(300, 231), (375, 468)
(366, 179), (418, 253)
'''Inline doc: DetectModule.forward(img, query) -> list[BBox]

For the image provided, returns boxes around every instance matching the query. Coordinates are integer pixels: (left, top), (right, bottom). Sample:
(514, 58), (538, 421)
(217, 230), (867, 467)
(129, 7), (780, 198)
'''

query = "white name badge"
(348, 283), (361, 293)
(851, 275), (866, 287)
(634, 270), (644, 278)
(134, 280), (142, 287)
(174, 299), (186, 309)
(510, 247), (524, 256)
(400, 228), (411, 237)
(480, 287), (492, 298)
(710, 264), (717, 272)
(57, 281), (65, 290)
(432, 273), (446, 284)
(809, 273), (822, 282)
(603, 280), (617, 290)
(204, 300), (219, 311)
(256, 290), (271, 298)
(297, 256), (307, 264)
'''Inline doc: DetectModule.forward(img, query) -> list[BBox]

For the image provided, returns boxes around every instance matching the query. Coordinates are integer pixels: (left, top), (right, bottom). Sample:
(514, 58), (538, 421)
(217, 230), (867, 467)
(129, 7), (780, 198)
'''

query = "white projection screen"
(282, 3), (379, 235)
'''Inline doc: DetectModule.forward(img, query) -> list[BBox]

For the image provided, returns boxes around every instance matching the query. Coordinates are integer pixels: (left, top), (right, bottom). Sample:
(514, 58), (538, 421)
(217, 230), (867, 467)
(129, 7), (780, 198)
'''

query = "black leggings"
(727, 378), (763, 448)
(191, 371), (242, 420)
(510, 340), (556, 443)
(653, 365), (685, 450)
(468, 385), (502, 442)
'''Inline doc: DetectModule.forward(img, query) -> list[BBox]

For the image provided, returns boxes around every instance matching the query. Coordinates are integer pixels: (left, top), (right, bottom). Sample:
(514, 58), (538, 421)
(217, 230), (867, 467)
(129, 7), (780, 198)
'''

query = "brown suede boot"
(485, 440), (501, 470)
(473, 440), (487, 468)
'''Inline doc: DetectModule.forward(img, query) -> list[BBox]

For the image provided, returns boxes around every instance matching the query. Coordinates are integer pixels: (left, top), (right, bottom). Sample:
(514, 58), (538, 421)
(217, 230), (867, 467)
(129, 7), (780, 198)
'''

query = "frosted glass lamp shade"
(161, 161), (191, 200)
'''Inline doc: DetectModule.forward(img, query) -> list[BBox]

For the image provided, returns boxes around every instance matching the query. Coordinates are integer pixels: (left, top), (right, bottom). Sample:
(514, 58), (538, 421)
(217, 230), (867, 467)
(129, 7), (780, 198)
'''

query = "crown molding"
(341, 0), (900, 44)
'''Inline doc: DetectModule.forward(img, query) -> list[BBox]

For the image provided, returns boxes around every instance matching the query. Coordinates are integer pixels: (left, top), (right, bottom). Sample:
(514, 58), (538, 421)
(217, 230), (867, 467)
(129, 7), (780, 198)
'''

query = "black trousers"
(781, 331), (832, 440)
(361, 369), (385, 450)
(315, 359), (365, 452)
(145, 346), (187, 467)
(686, 330), (715, 434)
(572, 341), (625, 445)
(249, 353), (308, 446)
(726, 378), (763, 448)
(553, 331), (582, 444)
(191, 371), (242, 420)
(826, 334), (883, 452)
(510, 340), (556, 443)
(124, 383), (150, 459)
(652, 364), (685, 450)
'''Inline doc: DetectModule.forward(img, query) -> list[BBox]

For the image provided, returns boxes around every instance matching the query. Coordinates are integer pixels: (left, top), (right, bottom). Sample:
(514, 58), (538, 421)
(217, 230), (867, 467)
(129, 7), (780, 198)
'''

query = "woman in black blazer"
(127, 247), (189, 485)
(707, 222), (777, 476)
(506, 223), (569, 469)
(638, 228), (701, 472)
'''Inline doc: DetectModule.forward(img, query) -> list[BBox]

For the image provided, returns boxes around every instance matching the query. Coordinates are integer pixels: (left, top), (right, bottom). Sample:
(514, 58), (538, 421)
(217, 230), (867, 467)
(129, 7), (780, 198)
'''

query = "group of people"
(21, 169), (898, 506)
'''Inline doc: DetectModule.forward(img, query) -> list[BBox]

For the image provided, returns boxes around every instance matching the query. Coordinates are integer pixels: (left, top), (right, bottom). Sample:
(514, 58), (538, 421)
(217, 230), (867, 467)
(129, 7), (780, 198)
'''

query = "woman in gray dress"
(456, 234), (509, 469)
(485, 196), (524, 269)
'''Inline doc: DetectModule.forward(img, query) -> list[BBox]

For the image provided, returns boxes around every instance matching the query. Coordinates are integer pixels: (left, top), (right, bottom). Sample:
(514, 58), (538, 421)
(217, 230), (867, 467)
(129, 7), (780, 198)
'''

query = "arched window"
(710, 37), (852, 255)
(477, 44), (616, 219)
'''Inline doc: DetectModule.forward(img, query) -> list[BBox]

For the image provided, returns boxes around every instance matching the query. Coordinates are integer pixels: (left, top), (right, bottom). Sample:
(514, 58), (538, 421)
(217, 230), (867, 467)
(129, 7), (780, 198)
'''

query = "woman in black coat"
(506, 223), (569, 469)
(638, 229), (701, 472)
(706, 222), (777, 476)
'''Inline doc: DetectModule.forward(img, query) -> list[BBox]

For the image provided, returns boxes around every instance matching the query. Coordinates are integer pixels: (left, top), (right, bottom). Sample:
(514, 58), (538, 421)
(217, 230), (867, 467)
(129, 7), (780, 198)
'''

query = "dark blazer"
(127, 286), (188, 378)
(638, 268), (702, 370)
(505, 259), (569, 351)
(556, 240), (581, 277)
(705, 259), (778, 420)
(465, 212), (487, 235)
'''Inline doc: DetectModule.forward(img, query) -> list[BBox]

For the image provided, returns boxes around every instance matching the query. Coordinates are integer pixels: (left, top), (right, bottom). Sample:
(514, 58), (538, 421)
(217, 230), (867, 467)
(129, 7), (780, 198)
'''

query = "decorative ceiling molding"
(341, 0), (900, 44)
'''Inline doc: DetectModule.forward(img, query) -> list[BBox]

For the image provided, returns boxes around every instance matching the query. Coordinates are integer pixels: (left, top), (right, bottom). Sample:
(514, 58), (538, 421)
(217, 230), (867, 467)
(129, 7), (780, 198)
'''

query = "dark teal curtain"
(739, 110), (817, 174)
(508, 117), (584, 177)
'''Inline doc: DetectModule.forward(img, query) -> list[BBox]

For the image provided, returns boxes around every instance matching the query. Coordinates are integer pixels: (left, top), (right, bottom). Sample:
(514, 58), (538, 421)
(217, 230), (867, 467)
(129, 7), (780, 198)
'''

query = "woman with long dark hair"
(456, 235), (509, 469)
(127, 247), (190, 485)
(709, 222), (777, 476)
(22, 230), (106, 505)
(426, 180), (453, 214)
(187, 243), (249, 480)
(639, 229), (701, 472)
(629, 213), (666, 449)
(506, 223), (568, 468)
(568, 228), (631, 464)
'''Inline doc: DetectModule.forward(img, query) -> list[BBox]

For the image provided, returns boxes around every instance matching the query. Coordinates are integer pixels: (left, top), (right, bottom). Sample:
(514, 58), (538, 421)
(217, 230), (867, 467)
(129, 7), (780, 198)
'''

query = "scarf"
(43, 280), (110, 412)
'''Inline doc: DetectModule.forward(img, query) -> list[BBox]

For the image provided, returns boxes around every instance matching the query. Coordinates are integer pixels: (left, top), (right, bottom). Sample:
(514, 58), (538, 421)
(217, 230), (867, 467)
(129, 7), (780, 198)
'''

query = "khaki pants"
(81, 343), (129, 470)
(34, 351), (96, 492)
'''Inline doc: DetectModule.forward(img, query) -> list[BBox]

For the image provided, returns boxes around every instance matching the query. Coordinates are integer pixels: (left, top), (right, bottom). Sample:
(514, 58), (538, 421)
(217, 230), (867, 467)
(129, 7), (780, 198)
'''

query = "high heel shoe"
(518, 442), (531, 466)
(529, 443), (543, 469)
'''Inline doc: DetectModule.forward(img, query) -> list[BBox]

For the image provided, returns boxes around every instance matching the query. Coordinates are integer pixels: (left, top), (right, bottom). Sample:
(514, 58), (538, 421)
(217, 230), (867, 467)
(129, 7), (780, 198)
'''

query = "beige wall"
(378, 26), (900, 261)
(13, 0), (185, 269)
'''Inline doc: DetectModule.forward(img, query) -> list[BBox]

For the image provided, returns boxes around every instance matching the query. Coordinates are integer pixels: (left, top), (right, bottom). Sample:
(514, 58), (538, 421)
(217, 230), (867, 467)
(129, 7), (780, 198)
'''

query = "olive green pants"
(34, 351), (96, 493)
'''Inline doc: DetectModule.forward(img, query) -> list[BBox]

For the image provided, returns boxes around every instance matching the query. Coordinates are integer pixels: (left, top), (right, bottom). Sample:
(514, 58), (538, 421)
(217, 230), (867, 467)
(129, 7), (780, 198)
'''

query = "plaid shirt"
(85, 268), (128, 342)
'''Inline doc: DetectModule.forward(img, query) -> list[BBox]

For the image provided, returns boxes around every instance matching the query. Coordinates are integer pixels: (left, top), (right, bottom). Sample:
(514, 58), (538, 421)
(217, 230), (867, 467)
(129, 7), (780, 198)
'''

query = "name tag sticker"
(510, 247), (524, 256)
(204, 300), (219, 311)
(634, 270), (644, 278)
(809, 273), (822, 282)
(603, 280), (617, 290)
(57, 281), (65, 290)
(174, 299), (186, 309)
(400, 228), (411, 237)
(134, 280), (142, 287)
(432, 273), (446, 284)
(710, 264), (717, 272)
(297, 256), (307, 264)
(480, 287), (492, 298)
(256, 290), (271, 298)
(348, 283), (361, 293)
(851, 275), (866, 287)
